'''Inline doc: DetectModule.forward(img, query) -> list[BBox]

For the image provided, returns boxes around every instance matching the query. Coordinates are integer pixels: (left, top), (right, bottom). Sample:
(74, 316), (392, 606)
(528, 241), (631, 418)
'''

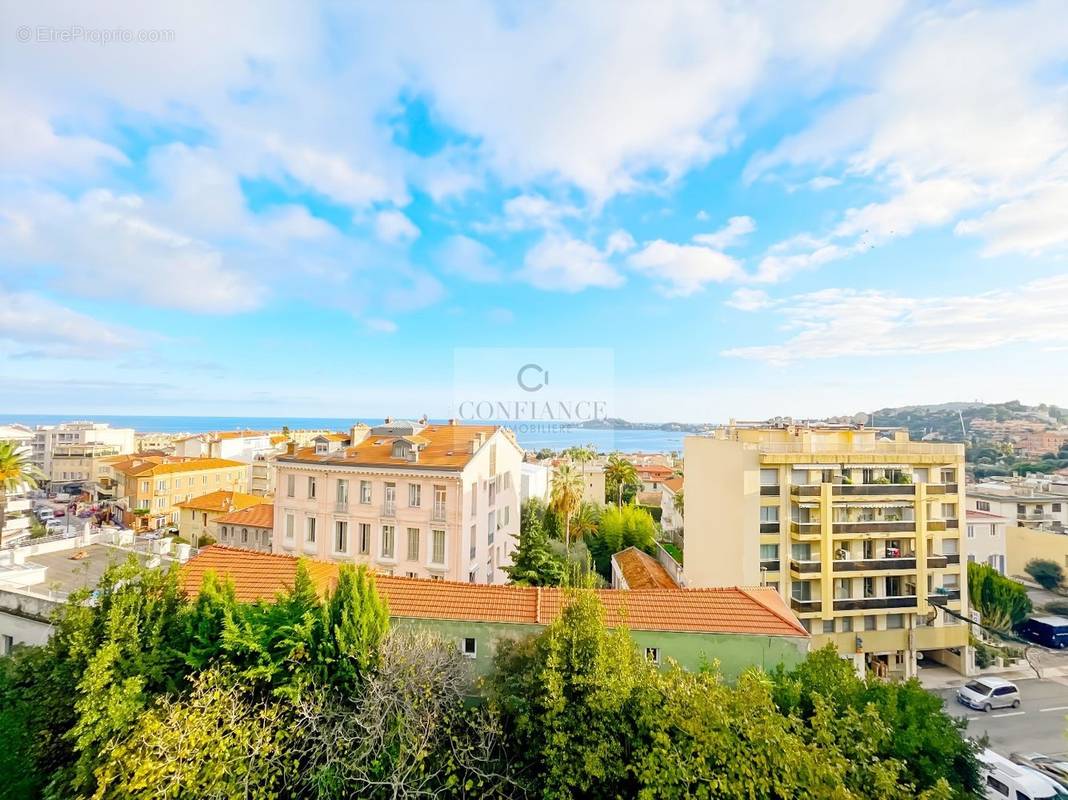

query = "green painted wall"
(391, 617), (808, 680)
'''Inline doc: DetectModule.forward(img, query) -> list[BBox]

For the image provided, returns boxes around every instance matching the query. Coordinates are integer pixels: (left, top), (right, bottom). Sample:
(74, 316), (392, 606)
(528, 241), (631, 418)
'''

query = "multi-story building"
(31, 422), (135, 486)
(660, 476), (683, 534)
(969, 476), (1068, 533)
(174, 430), (283, 496)
(48, 442), (127, 490)
(685, 423), (969, 678)
(965, 509), (1008, 575)
(0, 425), (36, 544)
(273, 419), (523, 584)
(214, 503), (275, 553)
(176, 490), (271, 546)
(109, 456), (248, 530)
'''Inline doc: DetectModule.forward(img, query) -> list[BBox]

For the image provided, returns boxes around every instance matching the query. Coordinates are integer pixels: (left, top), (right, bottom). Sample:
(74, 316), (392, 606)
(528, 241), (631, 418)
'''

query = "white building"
(520, 462), (551, 504)
(964, 509), (1008, 575)
(660, 476), (683, 534)
(273, 419), (524, 584)
(31, 422), (135, 488)
(174, 431), (283, 496)
(0, 425), (36, 544)
(968, 476), (1068, 533)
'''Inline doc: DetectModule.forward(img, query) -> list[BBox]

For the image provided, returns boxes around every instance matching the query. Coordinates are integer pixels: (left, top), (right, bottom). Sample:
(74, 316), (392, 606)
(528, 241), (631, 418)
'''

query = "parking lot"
(936, 677), (1068, 758)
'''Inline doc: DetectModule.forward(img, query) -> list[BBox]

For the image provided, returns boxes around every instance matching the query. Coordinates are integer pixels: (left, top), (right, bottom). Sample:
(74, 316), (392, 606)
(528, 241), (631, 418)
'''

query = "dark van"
(1018, 616), (1068, 648)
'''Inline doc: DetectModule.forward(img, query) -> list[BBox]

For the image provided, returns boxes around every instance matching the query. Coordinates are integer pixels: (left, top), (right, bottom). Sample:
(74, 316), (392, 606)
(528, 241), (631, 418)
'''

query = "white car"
(981, 749), (1068, 799)
(957, 677), (1021, 712)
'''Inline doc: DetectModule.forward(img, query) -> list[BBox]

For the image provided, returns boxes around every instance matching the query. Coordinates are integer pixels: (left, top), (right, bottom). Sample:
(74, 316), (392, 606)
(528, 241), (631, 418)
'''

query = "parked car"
(1011, 753), (1068, 791)
(980, 749), (1068, 799)
(957, 677), (1021, 712)
(35, 508), (54, 521)
(1018, 616), (1068, 649)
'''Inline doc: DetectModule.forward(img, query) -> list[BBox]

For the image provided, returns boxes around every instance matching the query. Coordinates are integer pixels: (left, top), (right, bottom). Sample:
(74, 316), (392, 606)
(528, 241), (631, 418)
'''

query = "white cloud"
(0, 289), (141, 359)
(519, 235), (624, 292)
(374, 209), (420, 244)
(723, 275), (1068, 363)
(604, 229), (636, 256)
(627, 240), (743, 297)
(725, 288), (771, 311)
(807, 176), (841, 191)
(436, 235), (501, 283)
(693, 215), (756, 249)
(486, 307), (514, 325)
(365, 317), (398, 333)
(955, 182), (1068, 257)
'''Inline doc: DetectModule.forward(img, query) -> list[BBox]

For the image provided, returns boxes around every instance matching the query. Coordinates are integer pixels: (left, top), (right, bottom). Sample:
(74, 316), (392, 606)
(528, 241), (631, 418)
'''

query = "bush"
(968, 562), (1032, 630)
(1043, 600), (1068, 616)
(1025, 558), (1065, 590)
(640, 504), (663, 523)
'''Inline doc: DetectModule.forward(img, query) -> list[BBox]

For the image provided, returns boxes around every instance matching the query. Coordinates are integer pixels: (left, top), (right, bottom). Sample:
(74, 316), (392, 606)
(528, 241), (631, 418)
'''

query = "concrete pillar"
(820, 482), (834, 622)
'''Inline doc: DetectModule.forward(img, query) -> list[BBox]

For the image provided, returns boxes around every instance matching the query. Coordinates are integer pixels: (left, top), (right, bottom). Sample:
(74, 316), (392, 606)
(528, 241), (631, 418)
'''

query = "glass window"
(760, 506), (779, 522)
(822, 620), (835, 634)
(840, 616), (853, 632)
(461, 637), (477, 658)
(488, 511), (496, 544)
(645, 647), (660, 665)
(285, 514), (295, 540)
(306, 517), (316, 544)
(409, 484), (421, 507)
(336, 479), (348, 504)
(432, 529), (446, 564)
(360, 480), (372, 504)
(381, 525), (395, 558)
(358, 523), (370, 555)
(407, 528), (420, 561)
(864, 616), (877, 631)
(886, 614), (904, 629)
(759, 544), (779, 560)
(335, 521), (348, 552)
(307, 477), (317, 499)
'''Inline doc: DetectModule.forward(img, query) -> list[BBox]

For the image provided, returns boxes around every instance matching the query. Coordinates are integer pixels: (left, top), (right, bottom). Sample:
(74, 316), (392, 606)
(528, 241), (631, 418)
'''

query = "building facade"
(685, 423), (969, 678)
(31, 422), (135, 487)
(273, 419), (523, 584)
(214, 503), (275, 552)
(965, 509), (1008, 575)
(969, 476), (1068, 533)
(0, 425), (36, 544)
(109, 456), (249, 530)
(176, 490), (271, 546)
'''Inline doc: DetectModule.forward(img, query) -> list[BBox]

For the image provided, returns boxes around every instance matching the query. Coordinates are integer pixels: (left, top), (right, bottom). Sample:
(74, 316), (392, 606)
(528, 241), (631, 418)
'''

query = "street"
(936, 678), (1068, 757)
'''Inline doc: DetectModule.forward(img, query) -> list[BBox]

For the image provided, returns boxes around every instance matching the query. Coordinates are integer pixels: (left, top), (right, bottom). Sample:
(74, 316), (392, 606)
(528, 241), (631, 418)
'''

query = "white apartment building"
(31, 422), (135, 488)
(174, 430), (282, 496)
(273, 419), (523, 584)
(965, 509), (1008, 575)
(969, 475), (1068, 533)
(0, 425), (36, 544)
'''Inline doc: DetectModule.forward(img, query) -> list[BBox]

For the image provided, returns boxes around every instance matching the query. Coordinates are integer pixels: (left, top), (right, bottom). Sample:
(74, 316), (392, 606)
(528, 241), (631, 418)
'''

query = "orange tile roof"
(636, 464), (676, 478)
(662, 476), (683, 494)
(214, 502), (275, 528)
(180, 546), (808, 638)
(279, 423), (509, 470)
(113, 456), (246, 477)
(613, 547), (678, 590)
(176, 490), (270, 513)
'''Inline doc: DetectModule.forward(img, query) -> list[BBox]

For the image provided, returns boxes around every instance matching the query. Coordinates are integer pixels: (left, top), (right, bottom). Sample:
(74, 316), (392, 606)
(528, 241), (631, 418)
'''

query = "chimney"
(286, 441), (297, 456)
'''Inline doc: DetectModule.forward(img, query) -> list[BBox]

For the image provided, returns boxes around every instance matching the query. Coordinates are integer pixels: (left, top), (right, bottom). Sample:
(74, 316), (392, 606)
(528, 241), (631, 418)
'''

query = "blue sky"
(1, 1), (1066, 422)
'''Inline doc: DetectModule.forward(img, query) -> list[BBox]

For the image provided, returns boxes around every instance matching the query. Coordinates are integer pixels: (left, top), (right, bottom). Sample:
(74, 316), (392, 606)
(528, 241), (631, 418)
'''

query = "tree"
(604, 454), (638, 507)
(505, 500), (566, 586)
(968, 562), (1032, 630)
(672, 488), (683, 519)
(549, 464), (584, 549)
(1025, 558), (1064, 591)
(586, 504), (658, 579)
(0, 441), (44, 545)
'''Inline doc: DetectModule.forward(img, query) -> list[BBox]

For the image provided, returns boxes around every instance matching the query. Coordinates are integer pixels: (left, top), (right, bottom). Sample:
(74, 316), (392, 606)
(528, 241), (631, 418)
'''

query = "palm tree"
(550, 463), (584, 550)
(570, 501), (601, 542)
(673, 487), (684, 519)
(604, 453), (638, 507)
(569, 443), (596, 474)
(0, 441), (43, 546)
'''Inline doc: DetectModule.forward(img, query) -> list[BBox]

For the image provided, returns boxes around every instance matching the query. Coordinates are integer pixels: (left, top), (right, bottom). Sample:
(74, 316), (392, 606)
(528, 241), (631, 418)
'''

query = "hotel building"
(685, 423), (969, 678)
(273, 419), (523, 584)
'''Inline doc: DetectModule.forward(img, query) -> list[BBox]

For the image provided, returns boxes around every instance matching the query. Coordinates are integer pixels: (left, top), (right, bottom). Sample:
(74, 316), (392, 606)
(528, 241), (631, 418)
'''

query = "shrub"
(1025, 558), (1065, 590)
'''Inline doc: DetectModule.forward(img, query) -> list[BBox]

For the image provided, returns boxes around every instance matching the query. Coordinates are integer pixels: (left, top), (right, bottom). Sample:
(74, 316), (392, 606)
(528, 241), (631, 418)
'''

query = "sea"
(1, 414), (688, 454)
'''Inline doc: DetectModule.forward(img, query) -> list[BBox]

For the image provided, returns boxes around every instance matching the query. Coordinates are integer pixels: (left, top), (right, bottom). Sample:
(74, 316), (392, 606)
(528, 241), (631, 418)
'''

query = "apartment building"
(214, 503), (275, 553)
(969, 476), (1068, 533)
(176, 490), (271, 546)
(109, 456), (248, 530)
(48, 442), (127, 490)
(0, 425), (36, 544)
(174, 430), (282, 496)
(685, 423), (969, 678)
(965, 509), (1008, 575)
(31, 422), (135, 485)
(273, 419), (523, 584)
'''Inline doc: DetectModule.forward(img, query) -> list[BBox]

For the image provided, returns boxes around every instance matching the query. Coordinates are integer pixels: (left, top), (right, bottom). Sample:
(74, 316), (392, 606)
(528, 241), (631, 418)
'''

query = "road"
(936, 678), (1068, 757)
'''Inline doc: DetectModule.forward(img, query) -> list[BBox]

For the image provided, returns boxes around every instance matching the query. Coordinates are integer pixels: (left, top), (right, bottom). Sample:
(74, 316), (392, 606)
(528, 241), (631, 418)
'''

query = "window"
(886, 614), (904, 629)
(405, 571), (417, 578)
(489, 443), (497, 474)
(967, 525), (975, 539)
(759, 506), (779, 522)
(470, 525), (476, 560)
(408, 483), (421, 507)
(433, 485), (447, 519)
(241, 527), (249, 544)
(760, 468), (778, 486)
(488, 511), (496, 544)
(308, 477), (317, 499)
(976, 500), (990, 511)
(940, 502), (956, 519)
(156, 479), (167, 491)
(285, 513), (295, 541)
(471, 486), (477, 515)
(759, 544), (779, 560)
(840, 616), (853, 632)
(645, 647), (660, 665)
(1055, 503), (1063, 513)
(501, 505), (510, 526)
(381, 525), (395, 559)
(335, 521), (348, 553)
(488, 479), (496, 507)
(138, 498), (150, 510)
(336, 479), (348, 505)
(358, 523), (371, 555)
(407, 528), (420, 561)
(503, 472), (511, 490)
(823, 620), (835, 634)
(306, 517), (317, 544)
(461, 637), (477, 658)
(469, 570), (477, 583)
(140, 480), (150, 493)
(432, 529), (446, 564)
(1, 634), (13, 655)
(864, 616), (877, 631)
(986, 775), (1009, 797)
(360, 480), (372, 504)
(384, 482), (396, 514)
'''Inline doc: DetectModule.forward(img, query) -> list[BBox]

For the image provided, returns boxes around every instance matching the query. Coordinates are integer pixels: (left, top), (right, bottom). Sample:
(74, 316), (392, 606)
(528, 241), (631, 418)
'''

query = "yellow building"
(109, 456), (249, 531)
(1006, 523), (1068, 577)
(684, 423), (969, 678)
(176, 490), (272, 546)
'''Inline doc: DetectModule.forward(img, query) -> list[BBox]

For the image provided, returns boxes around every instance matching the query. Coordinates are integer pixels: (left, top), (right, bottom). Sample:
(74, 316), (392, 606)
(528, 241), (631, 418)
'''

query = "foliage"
(505, 499), (567, 587)
(672, 487), (683, 519)
(585, 504), (658, 578)
(604, 454), (639, 506)
(1025, 558), (1065, 590)
(638, 504), (662, 523)
(968, 562), (1032, 630)
(549, 464), (585, 548)
(0, 440), (44, 544)
(661, 542), (683, 564)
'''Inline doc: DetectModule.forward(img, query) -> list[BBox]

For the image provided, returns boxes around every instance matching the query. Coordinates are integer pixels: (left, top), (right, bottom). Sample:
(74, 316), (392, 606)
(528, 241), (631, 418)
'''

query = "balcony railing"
(946, 519), (959, 529)
(927, 520), (946, 532)
(929, 589), (962, 605)
(790, 597), (821, 613)
(833, 595), (918, 612)
(760, 522), (780, 534)
(833, 484), (916, 497)
(945, 553), (960, 565)
(760, 558), (780, 572)
(431, 504), (447, 522)
(760, 485), (780, 496)
(832, 557), (917, 572)
(925, 483), (959, 495)
(791, 521), (821, 536)
(335, 501), (349, 513)
(789, 559), (821, 574)
(791, 485), (821, 497)
(832, 520), (915, 534)
(382, 503), (396, 517)
(926, 554), (949, 568)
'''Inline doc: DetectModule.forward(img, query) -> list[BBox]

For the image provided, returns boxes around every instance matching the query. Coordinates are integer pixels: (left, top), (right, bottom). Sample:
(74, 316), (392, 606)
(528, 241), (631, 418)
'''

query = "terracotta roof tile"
(180, 546), (808, 638)
(613, 547), (678, 590)
(176, 490), (270, 513)
(112, 456), (246, 477)
(662, 476), (683, 494)
(214, 503), (275, 528)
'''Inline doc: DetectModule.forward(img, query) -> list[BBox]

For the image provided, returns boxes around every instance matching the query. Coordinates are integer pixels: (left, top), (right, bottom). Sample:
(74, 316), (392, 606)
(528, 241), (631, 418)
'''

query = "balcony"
(335, 501), (349, 513)
(926, 554), (949, 569)
(760, 485), (780, 496)
(431, 504), (447, 522)
(833, 595), (918, 612)
(760, 522), (781, 534)
(927, 520), (946, 532)
(946, 519), (959, 529)
(833, 484), (916, 497)
(791, 485), (821, 497)
(832, 520), (915, 534)
(944, 553), (960, 565)
(382, 503), (396, 518)
(832, 557), (917, 572)
(789, 559), (821, 574)
(760, 558), (780, 572)
(790, 521), (821, 537)
(790, 597), (822, 614)
(929, 589), (962, 606)
(925, 483), (959, 495)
